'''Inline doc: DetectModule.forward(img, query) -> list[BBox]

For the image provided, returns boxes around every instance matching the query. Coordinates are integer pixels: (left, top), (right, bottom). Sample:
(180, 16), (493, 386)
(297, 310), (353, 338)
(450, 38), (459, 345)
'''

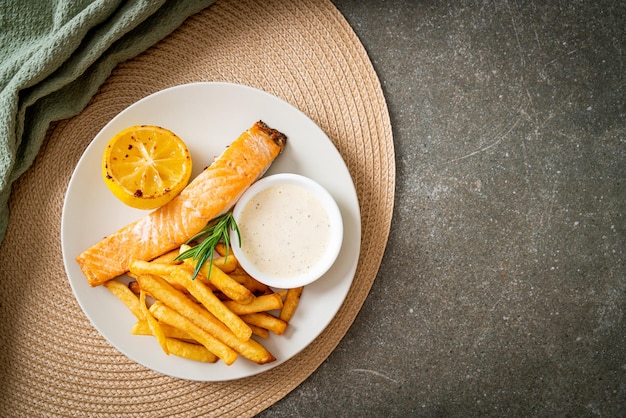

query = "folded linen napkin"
(0, 0), (216, 244)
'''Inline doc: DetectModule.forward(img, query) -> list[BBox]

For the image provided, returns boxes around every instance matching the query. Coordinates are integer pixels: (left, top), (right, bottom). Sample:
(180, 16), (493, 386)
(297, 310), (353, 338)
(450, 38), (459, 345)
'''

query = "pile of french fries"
(104, 243), (303, 365)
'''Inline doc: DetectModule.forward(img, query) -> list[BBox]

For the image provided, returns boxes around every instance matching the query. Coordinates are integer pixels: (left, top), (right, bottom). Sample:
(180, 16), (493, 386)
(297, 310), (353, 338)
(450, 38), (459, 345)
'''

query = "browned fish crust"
(255, 120), (287, 151)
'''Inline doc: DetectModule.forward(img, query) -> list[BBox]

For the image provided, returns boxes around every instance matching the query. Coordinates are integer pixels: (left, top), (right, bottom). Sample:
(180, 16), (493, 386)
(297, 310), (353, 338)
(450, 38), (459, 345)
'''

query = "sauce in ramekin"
(237, 183), (331, 278)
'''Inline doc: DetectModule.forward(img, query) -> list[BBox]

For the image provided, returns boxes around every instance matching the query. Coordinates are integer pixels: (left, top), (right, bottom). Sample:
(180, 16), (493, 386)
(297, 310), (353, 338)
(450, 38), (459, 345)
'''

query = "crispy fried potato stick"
(223, 293), (283, 315)
(150, 301), (237, 365)
(213, 243), (241, 271)
(108, 255), (178, 281)
(195, 262), (254, 304)
(133, 270), (274, 364)
(248, 324), (270, 339)
(214, 243), (229, 257)
(240, 312), (288, 335)
(167, 266), (253, 341)
(131, 321), (196, 342)
(131, 260), (252, 341)
(129, 278), (203, 304)
(164, 337), (218, 363)
(104, 280), (144, 320)
(228, 271), (270, 295)
(279, 286), (303, 322)
(179, 245), (253, 305)
(139, 290), (169, 355)
(151, 249), (183, 264)
(211, 254), (238, 273)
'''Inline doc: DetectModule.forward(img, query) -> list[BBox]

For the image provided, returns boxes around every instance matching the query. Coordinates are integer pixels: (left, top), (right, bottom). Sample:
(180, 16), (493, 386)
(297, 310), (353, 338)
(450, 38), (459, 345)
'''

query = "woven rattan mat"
(0, 0), (394, 416)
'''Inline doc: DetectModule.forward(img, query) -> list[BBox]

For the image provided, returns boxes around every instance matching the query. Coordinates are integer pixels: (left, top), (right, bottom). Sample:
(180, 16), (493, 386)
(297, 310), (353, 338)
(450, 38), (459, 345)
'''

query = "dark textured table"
(260, 1), (625, 416)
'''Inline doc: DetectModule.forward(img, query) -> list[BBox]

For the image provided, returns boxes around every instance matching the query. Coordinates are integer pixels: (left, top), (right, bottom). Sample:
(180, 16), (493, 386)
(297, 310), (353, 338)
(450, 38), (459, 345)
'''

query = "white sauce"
(238, 183), (331, 278)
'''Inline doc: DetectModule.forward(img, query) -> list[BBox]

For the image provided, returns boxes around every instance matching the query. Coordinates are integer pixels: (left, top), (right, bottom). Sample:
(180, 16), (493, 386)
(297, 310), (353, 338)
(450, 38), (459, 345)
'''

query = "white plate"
(61, 82), (361, 381)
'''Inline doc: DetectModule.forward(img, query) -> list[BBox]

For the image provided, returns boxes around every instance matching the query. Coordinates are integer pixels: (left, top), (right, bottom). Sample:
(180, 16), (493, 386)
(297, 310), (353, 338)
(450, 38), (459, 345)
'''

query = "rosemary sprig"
(174, 212), (241, 280)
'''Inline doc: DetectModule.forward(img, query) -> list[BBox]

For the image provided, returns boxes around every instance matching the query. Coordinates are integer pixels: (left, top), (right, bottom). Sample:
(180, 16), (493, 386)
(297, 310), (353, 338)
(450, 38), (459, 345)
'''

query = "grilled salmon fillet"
(76, 121), (287, 286)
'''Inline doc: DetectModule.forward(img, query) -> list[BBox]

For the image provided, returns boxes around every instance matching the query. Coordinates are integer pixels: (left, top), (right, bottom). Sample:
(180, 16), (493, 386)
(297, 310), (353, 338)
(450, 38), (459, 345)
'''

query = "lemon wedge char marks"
(109, 130), (180, 196)
(102, 125), (192, 210)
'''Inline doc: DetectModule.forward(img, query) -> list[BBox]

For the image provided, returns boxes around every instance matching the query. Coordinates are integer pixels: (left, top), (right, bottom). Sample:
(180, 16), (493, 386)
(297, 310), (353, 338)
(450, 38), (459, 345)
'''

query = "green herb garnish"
(174, 212), (241, 280)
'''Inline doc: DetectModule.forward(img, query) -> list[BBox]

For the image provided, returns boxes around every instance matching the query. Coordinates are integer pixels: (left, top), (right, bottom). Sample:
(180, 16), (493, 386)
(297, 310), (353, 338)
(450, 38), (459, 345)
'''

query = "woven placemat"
(0, 0), (394, 416)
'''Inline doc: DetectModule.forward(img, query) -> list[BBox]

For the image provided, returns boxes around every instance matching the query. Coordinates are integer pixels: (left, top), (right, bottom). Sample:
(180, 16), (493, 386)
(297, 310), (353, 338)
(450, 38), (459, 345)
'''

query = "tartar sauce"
(237, 183), (331, 278)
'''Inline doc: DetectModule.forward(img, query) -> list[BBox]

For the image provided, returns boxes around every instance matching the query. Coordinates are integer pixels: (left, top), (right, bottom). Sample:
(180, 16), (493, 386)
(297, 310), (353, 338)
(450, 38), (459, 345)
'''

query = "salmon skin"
(76, 121), (287, 286)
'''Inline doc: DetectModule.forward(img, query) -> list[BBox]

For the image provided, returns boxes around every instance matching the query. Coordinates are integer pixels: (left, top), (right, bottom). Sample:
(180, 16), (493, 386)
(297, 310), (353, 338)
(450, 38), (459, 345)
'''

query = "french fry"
(248, 324), (270, 339)
(130, 272), (196, 296)
(240, 312), (288, 335)
(197, 262), (254, 305)
(214, 242), (229, 256)
(149, 301), (237, 365)
(139, 290), (169, 355)
(131, 260), (252, 341)
(125, 249), (181, 282)
(228, 271), (270, 295)
(166, 266), (253, 341)
(178, 243), (237, 276)
(104, 280), (144, 320)
(164, 337), (218, 363)
(133, 271), (274, 364)
(211, 254), (238, 273)
(151, 249), (182, 264)
(178, 247), (254, 305)
(130, 277), (203, 305)
(191, 307), (276, 364)
(131, 320), (196, 342)
(279, 286), (303, 322)
(223, 293), (283, 315)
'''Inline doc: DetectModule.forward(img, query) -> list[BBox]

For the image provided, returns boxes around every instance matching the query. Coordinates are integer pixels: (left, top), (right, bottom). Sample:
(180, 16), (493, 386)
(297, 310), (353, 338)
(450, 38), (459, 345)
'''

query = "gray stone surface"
(260, 1), (625, 416)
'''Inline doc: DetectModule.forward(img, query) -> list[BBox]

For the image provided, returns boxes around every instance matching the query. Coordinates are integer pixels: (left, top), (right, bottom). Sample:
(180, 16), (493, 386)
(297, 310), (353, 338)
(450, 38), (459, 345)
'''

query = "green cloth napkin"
(0, 0), (216, 244)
